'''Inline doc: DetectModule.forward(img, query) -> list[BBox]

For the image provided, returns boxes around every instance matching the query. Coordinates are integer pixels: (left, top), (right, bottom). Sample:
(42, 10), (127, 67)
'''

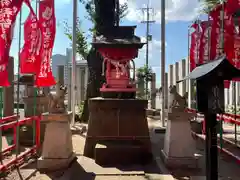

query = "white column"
(173, 62), (179, 92)
(67, 67), (72, 111)
(229, 82), (234, 106)
(178, 59), (186, 96)
(168, 64), (173, 87)
(185, 58), (189, 99)
(164, 72), (168, 109)
(236, 82), (240, 105)
(225, 88), (229, 107)
(75, 66), (79, 105)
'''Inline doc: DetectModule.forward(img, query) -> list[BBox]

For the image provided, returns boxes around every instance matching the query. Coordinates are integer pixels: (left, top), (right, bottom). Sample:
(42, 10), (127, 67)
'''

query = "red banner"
(35, 0), (56, 87)
(225, 0), (240, 69)
(199, 21), (212, 64)
(189, 22), (201, 71)
(0, 0), (23, 86)
(210, 4), (235, 62)
(20, 0), (42, 74)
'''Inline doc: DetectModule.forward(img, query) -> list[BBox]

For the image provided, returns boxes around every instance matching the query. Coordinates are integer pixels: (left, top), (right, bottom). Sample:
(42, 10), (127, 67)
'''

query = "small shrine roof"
(178, 56), (240, 82)
(92, 35), (145, 48)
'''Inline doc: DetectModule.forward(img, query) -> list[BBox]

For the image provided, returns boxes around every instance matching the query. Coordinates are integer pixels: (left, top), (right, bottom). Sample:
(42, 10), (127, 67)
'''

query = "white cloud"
(135, 36), (165, 68)
(120, 0), (201, 23)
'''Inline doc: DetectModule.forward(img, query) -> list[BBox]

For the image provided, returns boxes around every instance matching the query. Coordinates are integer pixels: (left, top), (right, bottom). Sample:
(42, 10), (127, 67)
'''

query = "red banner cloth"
(0, 0), (23, 86)
(189, 22), (201, 71)
(199, 20), (213, 65)
(225, 0), (240, 69)
(20, 0), (42, 74)
(35, 0), (56, 87)
(210, 3), (235, 64)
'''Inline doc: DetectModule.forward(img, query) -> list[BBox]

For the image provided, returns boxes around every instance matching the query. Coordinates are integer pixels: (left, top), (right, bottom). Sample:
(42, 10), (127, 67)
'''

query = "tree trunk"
(80, 47), (105, 122)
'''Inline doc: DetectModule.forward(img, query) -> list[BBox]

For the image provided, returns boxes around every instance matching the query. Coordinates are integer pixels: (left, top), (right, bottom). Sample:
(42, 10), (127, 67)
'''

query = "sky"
(10, 0), (202, 87)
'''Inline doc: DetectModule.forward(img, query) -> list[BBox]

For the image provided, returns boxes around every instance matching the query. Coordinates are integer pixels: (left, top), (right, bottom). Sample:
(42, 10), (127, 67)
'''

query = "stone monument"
(37, 84), (76, 172)
(18, 75), (48, 145)
(161, 85), (197, 168)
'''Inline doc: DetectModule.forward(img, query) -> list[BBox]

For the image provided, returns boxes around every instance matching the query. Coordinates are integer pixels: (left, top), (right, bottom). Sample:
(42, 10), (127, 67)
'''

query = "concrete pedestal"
(161, 108), (197, 168)
(37, 112), (76, 172)
(84, 97), (152, 166)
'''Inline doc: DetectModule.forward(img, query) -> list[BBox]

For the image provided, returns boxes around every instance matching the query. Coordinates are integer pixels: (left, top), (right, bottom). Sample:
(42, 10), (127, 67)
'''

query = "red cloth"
(20, 0), (42, 74)
(35, 0), (56, 87)
(0, 0), (23, 86)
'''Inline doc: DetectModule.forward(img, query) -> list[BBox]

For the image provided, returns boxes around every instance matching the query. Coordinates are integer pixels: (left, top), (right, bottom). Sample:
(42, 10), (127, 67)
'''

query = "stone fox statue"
(48, 85), (67, 113)
(169, 85), (188, 110)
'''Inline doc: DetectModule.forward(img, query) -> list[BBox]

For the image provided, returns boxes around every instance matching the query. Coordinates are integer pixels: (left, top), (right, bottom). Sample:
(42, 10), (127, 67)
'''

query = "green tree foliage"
(63, 18), (88, 59)
(200, 0), (220, 13)
(63, 0), (129, 122)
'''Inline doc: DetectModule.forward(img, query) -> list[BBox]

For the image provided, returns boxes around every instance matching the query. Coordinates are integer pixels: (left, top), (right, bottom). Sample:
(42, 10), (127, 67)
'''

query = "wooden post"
(205, 113), (218, 180)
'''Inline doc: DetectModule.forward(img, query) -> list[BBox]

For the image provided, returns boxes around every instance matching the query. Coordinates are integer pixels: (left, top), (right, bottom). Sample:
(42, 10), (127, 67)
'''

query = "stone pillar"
(84, 67), (88, 98)
(68, 67), (72, 111)
(225, 88), (229, 107)
(236, 82), (240, 105)
(179, 59), (186, 96)
(3, 57), (14, 116)
(173, 62), (179, 92)
(24, 85), (36, 117)
(164, 73), (168, 109)
(75, 67), (79, 105)
(80, 68), (85, 103)
(151, 73), (156, 109)
(185, 58), (189, 95)
(185, 58), (194, 108)
(168, 65), (173, 87)
(229, 82), (233, 106)
(76, 67), (82, 105)
(57, 65), (64, 86)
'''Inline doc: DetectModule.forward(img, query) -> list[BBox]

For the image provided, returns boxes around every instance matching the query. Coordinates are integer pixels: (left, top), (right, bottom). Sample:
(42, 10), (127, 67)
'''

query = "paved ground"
(3, 119), (173, 180)
(3, 118), (240, 180)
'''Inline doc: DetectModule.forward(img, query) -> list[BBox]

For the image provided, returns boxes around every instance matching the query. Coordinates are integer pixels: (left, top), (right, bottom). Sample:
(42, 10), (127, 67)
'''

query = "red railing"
(0, 115), (41, 173)
(187, 108), (240, 164)
(186, 108), (240, 133)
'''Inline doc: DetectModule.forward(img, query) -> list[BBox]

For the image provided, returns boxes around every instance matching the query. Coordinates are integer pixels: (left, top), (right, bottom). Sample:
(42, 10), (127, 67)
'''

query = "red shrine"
(94, 26), (144, 94)
(98, 47), (138, 92)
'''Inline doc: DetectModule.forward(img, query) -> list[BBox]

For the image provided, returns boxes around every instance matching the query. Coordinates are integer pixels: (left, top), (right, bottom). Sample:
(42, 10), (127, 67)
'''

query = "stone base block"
(161, 150), (198, 169)
(84, 97), (152, 165)
(37, 153), (77, 172)
(95, 141), (151, 166)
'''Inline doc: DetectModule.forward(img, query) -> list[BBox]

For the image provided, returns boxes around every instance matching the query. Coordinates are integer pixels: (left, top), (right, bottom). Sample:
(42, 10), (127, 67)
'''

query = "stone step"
(95, 141), (150, 166)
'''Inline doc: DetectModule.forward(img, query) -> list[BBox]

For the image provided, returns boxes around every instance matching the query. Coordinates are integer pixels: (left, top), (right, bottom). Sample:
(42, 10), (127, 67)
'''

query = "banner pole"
(160, 0), (166, 127)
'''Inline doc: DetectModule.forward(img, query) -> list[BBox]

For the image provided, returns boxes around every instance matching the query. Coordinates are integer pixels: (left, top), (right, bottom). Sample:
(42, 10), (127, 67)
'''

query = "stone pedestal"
(37, 112), (76, 172)
(84, 97), (152, 166)
(161, 108), (197, 168)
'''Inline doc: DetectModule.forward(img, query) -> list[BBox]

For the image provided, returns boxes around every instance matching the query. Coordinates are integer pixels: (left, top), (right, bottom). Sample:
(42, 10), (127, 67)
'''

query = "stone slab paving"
(5, 117), (240, 180)
(4, 120), (173, 180)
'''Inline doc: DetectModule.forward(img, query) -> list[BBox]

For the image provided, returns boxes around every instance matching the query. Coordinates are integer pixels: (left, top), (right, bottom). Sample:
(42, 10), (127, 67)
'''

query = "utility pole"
(71, 0), (78, 126)
(161, 0), (166, 127)
(141, 0), (155, 99)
